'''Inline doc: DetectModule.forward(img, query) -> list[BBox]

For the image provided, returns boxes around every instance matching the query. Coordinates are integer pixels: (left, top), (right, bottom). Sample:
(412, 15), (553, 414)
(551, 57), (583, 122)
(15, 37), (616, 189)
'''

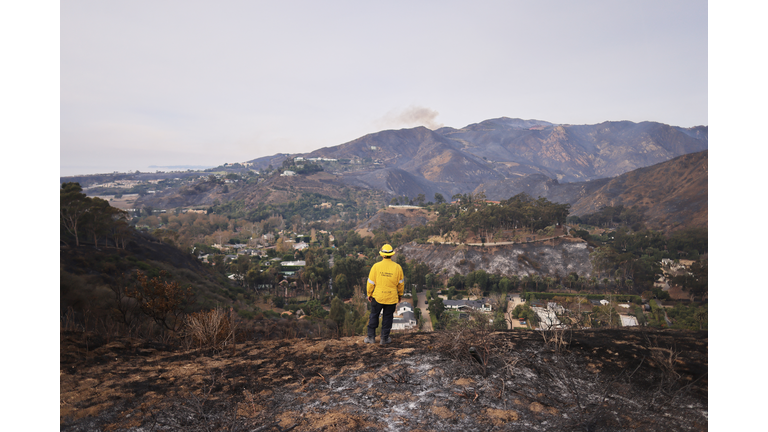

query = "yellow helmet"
(379, 244), (395, 257)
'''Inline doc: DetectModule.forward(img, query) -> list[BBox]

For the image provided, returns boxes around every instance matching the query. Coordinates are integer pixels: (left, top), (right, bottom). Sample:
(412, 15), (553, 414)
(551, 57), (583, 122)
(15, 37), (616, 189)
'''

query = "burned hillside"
(399, 238), (593, 278)
(60, 328), (707, 431)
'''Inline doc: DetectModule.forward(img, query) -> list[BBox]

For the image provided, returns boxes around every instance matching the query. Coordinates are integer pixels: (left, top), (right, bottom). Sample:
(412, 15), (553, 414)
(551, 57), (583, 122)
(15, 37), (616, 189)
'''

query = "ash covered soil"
(61, 329), (707, 431)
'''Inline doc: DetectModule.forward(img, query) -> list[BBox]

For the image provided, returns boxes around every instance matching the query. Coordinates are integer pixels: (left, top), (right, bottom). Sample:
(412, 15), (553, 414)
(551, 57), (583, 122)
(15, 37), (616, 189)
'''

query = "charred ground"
(61, 328), (707, 431)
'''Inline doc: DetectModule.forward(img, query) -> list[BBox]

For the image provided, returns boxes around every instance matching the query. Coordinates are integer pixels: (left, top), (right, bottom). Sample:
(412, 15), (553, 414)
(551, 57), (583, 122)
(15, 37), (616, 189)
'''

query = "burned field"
(60, 328), (707, 431)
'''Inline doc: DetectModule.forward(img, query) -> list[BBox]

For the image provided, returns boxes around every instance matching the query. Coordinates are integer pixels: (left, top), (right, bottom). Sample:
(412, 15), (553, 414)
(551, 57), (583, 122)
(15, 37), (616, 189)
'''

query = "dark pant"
(367, 299), (396, 339)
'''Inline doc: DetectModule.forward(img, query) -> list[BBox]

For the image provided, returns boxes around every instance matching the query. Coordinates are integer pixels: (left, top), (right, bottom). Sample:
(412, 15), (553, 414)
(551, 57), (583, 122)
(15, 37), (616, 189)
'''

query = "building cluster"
(655, 258), (698, 299)
(527, 299), (641, 330)
(294, 157), (338, 163)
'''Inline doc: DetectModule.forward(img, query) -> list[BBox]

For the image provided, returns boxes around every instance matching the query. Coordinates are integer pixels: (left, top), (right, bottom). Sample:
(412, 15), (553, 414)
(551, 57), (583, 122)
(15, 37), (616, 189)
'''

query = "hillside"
(471, 151), (708, 233)
(133, 171), (389, 218)
(355, 207), (438, 234)
(62, 117), (708, 234)
(399, 238), (593, 278)
(569, 150), (708, 233)
(472, 173), (610, 206)
(60, 328), (708, 431)
(297, 118), (707, 199)
(60, 229), (236, 319)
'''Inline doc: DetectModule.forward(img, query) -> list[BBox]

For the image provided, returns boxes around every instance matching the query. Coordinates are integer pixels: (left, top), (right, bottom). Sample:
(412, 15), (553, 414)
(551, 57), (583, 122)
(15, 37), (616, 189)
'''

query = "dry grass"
(183, 307), (235, 351)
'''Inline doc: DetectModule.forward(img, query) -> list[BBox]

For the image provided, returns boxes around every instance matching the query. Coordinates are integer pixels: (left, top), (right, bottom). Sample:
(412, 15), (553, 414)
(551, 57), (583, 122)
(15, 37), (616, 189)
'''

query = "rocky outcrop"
(399, 237), (593, 277)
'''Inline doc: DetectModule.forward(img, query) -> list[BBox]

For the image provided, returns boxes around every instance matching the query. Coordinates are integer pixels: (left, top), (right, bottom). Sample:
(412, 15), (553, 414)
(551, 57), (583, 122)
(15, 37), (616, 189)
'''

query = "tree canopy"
(60, 182), (130, 248)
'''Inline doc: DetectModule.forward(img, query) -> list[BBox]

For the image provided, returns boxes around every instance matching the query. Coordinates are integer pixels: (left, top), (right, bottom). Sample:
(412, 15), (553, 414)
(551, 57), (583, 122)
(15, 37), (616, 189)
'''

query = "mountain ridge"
(246, 118), (707, 201)
(65, 117), (707, 233)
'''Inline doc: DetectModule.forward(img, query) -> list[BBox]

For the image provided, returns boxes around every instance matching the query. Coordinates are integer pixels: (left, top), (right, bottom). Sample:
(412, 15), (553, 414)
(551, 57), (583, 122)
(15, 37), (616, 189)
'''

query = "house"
(392, 311), (417, 330)
(443, 298), (492, 312)
(395, 301), (413, 315)
(532, 307), (563, 330)
(392, 309), (417, 330)
(293, 242), (309, 250)
(654, 275), (670, 290)
(281, 170), (296, 177)
(619, 315), (639, 327)
(547, 302), (565, 315)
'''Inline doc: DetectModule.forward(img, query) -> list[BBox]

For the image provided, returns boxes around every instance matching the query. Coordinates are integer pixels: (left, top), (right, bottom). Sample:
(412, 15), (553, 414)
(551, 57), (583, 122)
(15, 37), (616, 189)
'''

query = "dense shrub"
(184, 307), (233, 349)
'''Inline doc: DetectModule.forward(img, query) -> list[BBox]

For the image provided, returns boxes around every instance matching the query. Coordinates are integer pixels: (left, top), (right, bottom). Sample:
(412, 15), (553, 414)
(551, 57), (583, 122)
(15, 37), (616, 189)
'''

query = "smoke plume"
(376, 106), (444, 130)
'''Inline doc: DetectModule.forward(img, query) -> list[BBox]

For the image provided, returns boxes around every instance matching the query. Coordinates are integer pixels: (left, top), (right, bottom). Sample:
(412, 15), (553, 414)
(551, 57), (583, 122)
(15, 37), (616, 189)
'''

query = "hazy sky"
(60, 0), (708, 176)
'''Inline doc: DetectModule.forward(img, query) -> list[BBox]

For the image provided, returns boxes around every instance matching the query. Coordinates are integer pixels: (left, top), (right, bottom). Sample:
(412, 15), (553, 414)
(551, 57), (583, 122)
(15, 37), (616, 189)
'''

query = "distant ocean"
(60, 164), (216, 177)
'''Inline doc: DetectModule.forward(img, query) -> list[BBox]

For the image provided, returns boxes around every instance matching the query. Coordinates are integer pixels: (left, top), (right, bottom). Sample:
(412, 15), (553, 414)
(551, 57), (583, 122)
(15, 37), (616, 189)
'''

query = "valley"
(59, 116), (709, 429)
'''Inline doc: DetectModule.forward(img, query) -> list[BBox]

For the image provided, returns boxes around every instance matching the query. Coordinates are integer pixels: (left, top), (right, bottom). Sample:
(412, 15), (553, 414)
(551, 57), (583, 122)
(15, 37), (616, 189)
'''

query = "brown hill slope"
(135, 171), (388, 212)
(356, 207), (437, 234)
(569, 150), (708, 233)
(60, 328), (708, 431)
(437, 118), (707, 182)
(297, 118), (707, 199)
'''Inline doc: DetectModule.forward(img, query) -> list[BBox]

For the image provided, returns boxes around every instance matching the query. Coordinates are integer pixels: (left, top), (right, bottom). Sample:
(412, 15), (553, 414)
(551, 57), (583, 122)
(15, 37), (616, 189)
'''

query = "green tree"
(60, 182), (91, 247)
(416, 193), (426, 206)
(334, 273), (350, 299)
(329, 296), (346, 326)
(411, 262), (429, 291)
(428, 297), (445, 322)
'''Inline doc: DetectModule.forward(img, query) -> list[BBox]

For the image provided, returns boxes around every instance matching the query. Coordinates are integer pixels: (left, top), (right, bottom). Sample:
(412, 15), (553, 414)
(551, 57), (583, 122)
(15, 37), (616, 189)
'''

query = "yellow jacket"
(366, 258), (404, 305)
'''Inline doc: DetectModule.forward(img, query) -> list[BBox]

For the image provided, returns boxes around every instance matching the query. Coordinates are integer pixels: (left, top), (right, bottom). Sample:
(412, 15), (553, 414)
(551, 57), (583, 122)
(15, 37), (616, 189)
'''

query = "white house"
(620, 315), (639, 327)
(280, 260), (306, 267)
(386, 301), (417, 330)
(281, 170), (296, 176)
(532, 307), (563, 330)
(396, 301), (413, 315)
(392, 311), (417, 330)
(443, 299), (492, 312)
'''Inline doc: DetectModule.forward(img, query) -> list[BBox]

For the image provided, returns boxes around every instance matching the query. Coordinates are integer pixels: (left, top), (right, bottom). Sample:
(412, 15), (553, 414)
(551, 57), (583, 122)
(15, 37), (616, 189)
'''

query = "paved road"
(416, 291), (433, 332)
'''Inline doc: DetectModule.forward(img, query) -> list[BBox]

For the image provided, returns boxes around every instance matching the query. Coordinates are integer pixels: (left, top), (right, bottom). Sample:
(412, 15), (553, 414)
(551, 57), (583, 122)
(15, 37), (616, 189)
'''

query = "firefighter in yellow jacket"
(364, 244), (404, 345)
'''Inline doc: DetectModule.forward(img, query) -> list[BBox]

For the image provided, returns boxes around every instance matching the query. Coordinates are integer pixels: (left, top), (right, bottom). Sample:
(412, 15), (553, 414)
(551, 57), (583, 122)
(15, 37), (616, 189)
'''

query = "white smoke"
(375, 106), (444, 130)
